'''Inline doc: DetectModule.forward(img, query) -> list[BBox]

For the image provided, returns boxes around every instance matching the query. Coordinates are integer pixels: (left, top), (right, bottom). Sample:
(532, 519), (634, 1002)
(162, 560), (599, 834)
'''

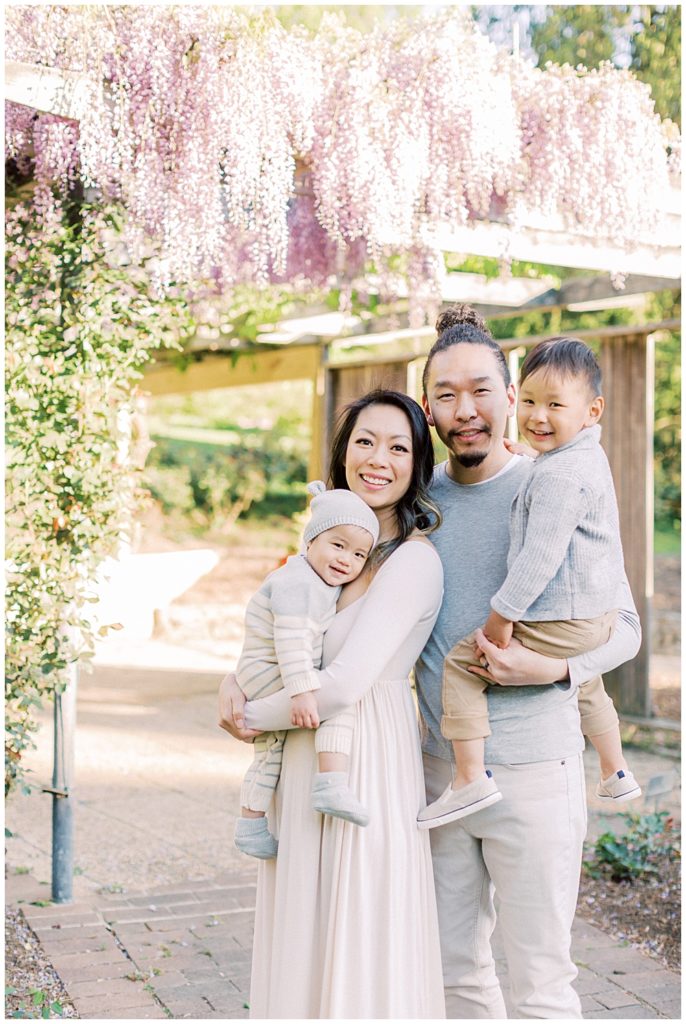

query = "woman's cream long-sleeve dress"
(244, 540), (447, 1019)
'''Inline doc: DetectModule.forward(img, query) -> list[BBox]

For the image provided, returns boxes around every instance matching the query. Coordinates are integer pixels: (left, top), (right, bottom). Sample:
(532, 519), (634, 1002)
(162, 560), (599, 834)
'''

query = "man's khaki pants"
(424, 751), (586, 1019)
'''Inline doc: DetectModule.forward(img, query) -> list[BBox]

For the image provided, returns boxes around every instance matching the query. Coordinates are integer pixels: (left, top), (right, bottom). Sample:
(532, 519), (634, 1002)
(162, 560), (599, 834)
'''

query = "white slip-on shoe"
(595, 768), (642, 803)
(417, 770), (502, 829)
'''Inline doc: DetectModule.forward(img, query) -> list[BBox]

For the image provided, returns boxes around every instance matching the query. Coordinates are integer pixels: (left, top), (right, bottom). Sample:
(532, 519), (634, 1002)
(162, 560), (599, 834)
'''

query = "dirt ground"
(5, 907), (78, 1019)
(578, 841), (681, 971)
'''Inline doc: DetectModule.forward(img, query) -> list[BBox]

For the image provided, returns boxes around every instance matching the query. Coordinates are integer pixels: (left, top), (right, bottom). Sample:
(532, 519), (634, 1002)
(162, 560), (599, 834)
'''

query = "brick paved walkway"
(7, 866), (680, 1020)
(5, 642), (680, 1020)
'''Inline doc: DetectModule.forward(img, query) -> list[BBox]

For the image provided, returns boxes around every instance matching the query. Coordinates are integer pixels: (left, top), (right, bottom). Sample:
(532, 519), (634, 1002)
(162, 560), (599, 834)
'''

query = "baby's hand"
(291, 691), (320, 729)
(503, 437), (539, 460)
(483, 610), (513, 650)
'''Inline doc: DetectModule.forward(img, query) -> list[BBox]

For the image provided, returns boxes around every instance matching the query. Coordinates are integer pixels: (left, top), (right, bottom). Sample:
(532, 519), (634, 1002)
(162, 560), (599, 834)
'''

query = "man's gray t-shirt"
(416, 456), (585, 765)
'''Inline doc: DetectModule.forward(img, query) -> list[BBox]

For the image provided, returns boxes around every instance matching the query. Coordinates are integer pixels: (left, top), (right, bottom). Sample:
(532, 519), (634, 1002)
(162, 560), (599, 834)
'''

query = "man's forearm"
(567, 593), (641, 688)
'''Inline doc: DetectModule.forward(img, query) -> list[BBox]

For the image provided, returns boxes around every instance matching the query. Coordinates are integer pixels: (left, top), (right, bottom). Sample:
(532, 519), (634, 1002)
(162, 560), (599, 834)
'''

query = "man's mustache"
(448, 425), (491, 441)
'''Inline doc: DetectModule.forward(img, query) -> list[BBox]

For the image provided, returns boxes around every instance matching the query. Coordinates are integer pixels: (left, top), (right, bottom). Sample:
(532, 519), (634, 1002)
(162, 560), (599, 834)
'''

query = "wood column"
(599, 332), (654, 717)
(307, 347), (328, 484)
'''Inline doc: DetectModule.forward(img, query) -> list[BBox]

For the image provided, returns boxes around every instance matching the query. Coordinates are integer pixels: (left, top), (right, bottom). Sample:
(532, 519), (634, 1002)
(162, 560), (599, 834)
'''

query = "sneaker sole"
(596, 786), (642, 803)
(234, 844), (278, 860)
(313, 805), (370, 827)
(417, 790), (502, 830)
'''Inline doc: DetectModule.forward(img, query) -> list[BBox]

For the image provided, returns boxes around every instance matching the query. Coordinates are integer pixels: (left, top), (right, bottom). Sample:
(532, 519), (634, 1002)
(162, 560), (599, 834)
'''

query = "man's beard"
(447, 426), (491, 468)
(455, 450), (488, 468)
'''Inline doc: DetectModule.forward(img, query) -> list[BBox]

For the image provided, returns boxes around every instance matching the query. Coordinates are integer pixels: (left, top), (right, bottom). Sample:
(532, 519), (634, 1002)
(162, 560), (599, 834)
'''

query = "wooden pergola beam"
(429, 216), (680, 280)
(142, 344), (322, 396)
(5, 60), (94, 120)
(6, 58), (681, 280)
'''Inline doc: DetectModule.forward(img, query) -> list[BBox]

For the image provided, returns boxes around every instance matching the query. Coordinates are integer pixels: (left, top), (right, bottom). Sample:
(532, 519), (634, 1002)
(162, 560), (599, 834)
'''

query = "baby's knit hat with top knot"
(303, 481), (379, 547)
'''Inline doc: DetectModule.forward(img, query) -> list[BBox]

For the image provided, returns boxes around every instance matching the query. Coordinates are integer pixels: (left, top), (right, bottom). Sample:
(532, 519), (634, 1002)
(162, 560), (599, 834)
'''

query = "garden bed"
(578, 814), (681, 971)
(4, 907), (77, 1020)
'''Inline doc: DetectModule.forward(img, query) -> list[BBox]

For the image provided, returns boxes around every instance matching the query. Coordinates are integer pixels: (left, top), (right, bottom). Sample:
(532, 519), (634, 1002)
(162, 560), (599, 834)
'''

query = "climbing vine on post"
(5, 192), (194, 793)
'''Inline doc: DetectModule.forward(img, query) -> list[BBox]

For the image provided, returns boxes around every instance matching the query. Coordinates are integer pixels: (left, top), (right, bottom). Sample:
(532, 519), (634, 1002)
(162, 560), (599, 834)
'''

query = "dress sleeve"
(567, 574), (642, 689)
(244, 541), (444, 732)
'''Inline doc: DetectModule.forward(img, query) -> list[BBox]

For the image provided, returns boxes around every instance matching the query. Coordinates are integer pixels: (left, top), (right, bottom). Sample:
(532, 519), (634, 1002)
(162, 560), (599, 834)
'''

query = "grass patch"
(655, 525), (680, 555)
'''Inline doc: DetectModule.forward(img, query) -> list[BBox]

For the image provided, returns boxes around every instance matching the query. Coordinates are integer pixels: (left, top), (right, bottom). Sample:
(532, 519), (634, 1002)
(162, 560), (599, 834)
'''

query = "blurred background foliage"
(473, 4), (680, 125)
(141, 381), (311, 538)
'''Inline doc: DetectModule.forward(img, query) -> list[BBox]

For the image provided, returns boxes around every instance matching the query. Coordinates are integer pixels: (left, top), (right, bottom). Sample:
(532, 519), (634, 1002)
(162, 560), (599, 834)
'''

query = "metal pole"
(48, 662), (78, 903)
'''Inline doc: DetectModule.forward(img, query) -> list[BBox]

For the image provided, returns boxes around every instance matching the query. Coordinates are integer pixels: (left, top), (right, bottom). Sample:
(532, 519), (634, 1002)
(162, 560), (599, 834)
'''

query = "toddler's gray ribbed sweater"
(491, 425), (624, 622)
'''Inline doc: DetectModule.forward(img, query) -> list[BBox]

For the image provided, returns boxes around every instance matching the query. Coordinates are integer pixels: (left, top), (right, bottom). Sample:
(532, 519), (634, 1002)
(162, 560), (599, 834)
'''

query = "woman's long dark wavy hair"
(327, 389), (442, 566)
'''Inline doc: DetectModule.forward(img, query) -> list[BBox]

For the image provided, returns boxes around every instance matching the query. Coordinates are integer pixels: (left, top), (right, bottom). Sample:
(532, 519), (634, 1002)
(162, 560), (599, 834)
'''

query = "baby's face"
(306, 524), (374, 587)
(517, 369), (603, 453)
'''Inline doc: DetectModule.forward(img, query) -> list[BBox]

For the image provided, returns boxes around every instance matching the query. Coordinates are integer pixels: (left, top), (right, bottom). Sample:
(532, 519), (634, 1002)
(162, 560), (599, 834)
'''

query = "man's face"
(422, 343), (515, 475)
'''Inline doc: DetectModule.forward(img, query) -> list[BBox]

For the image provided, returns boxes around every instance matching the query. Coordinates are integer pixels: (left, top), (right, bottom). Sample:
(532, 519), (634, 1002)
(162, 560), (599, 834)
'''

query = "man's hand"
(483, 609), (513, 649)
(469, 630), (569, 687)
(291, 691), (320, 729)
(218, 672), (262, 741)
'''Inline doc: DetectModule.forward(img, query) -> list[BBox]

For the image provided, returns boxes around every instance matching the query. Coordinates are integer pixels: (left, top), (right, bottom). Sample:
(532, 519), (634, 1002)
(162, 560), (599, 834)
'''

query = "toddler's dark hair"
(422, 304), (510, 393)
(519, 336), (602, 396)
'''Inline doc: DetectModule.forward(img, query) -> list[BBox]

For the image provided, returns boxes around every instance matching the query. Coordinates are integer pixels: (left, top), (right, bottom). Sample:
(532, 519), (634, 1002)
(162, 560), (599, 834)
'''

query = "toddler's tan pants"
(441, 611), (619, 741)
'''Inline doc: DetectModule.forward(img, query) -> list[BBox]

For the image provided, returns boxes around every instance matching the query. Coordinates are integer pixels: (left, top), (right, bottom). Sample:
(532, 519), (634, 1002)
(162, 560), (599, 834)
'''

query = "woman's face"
(344, 404), (414, 514)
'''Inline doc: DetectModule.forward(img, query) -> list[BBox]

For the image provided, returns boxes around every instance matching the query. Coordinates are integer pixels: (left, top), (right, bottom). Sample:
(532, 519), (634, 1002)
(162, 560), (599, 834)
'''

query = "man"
(416, 308), (641, 1018)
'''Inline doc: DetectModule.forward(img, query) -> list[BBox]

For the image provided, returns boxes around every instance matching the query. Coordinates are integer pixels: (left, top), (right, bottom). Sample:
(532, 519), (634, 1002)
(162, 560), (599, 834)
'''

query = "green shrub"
(584, 811), (680, 882)
(143, 430), (307, 530)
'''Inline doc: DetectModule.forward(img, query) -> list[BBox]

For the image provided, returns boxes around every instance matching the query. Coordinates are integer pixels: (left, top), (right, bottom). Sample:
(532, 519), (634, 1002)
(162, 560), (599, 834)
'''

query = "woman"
(220, 389), (447, 1018)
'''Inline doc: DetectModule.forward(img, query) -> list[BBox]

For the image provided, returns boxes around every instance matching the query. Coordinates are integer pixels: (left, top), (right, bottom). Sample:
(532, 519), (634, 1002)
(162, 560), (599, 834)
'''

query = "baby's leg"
(580, 676), (641, 803)
(312, 708), (369, 826)
(315, 706), (354, 777)
(318, 751), (348, 773)
(234, 733), (283, 858)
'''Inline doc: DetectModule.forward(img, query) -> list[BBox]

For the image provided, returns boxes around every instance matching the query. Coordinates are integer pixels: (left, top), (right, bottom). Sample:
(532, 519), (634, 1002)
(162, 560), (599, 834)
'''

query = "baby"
(234, 481), (379, 858)
(419, 336), (640, 829)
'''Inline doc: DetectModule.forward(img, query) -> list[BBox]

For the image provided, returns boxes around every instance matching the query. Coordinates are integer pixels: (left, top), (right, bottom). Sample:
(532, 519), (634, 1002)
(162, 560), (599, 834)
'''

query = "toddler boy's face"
(306, 524), (374, 587)
(517, 369), (604, 453)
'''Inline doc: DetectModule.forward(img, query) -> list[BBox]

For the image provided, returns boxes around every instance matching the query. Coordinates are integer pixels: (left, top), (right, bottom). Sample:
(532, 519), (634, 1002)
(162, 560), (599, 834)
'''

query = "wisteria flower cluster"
(5, 5), (679, 321)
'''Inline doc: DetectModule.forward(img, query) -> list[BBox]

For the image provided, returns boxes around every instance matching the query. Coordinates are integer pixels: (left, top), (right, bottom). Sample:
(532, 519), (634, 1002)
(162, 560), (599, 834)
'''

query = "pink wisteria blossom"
(5, 5), (678, 321)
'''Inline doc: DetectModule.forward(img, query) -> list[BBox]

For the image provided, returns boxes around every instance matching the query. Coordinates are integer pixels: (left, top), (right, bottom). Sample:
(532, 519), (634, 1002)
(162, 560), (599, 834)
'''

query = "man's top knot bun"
(435, 304), (487, 336)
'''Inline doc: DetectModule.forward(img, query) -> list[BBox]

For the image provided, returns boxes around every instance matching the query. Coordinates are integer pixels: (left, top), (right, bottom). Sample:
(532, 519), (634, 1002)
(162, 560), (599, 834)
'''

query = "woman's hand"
(503, 437), (538, 460)
(218, 672), (262, 741)
(468, 630), (569, 686)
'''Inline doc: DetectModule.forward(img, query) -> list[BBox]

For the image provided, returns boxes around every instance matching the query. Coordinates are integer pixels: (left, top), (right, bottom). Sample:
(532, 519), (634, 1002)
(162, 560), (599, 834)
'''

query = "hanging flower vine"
(5, 4), (679, 314)
(4, 194), (194, 792)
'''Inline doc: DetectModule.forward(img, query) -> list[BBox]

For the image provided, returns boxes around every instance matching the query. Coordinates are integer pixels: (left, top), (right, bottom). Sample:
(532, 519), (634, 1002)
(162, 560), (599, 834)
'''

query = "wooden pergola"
(142, 302), (680, 723)
(6, 59), (681, 722)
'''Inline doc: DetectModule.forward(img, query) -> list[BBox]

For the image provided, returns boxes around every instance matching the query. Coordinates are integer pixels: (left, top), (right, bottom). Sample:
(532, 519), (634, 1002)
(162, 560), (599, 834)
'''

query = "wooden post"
(307, 347), (328, 484)
(599, 332), (654, 717)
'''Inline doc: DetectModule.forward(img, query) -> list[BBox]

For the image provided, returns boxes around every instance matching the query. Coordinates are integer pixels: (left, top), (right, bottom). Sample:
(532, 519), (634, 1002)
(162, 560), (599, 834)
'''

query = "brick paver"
(7, 868), (680, 1020)
(5, 646), (680, 1019)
